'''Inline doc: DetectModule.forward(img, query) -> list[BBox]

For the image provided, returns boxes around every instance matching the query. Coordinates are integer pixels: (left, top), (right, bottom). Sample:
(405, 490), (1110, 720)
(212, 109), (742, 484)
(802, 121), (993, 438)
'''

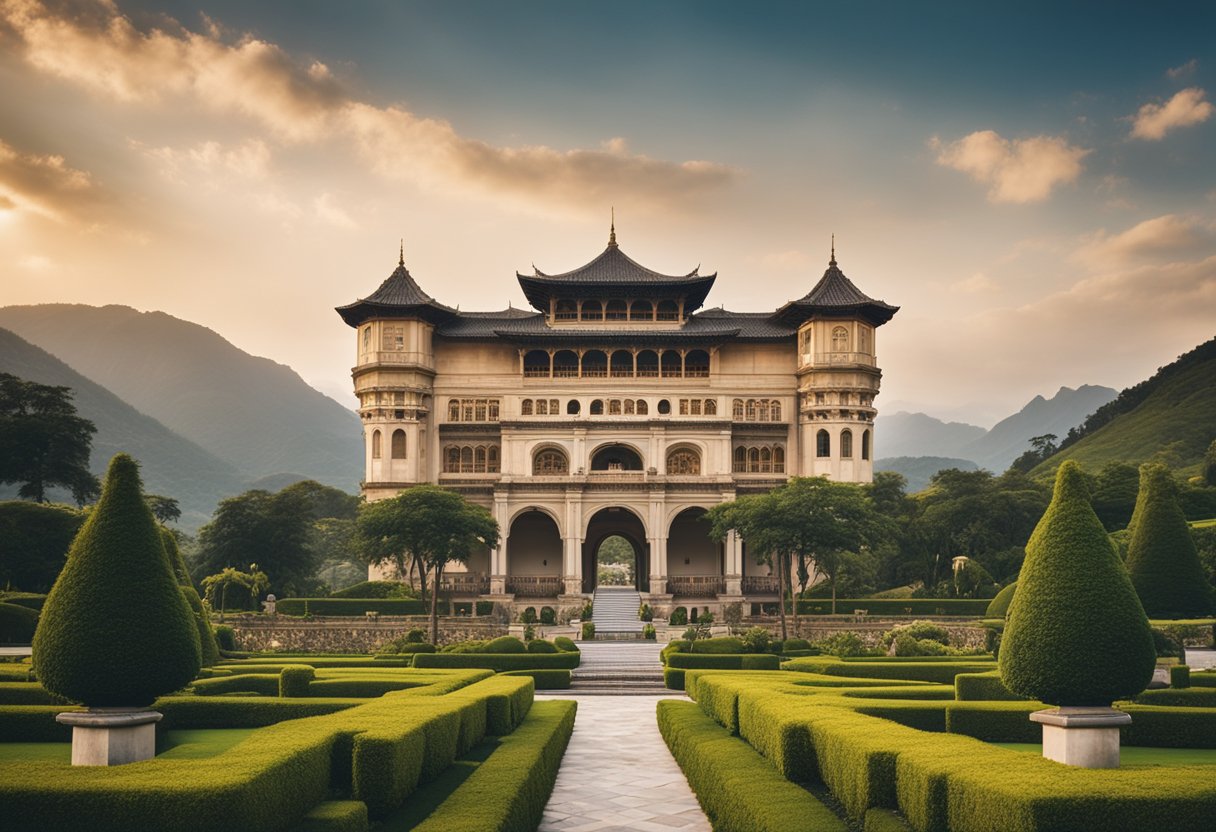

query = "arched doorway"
(506, 510), (562, 598)
(582, 507), (649, 594)
(596, 535), (635, 586)
(667, 507), (725, 597)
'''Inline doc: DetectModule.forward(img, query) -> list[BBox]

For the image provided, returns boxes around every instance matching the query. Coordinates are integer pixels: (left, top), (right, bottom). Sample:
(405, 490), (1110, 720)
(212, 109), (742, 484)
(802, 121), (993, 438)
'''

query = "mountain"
(0, 304), (363, 493)
(874, 456), (979, 492)
(0, 327), (243, 530)
(1033, 338), (1216, 478)
(873, 412), (986, 459)
(959, 384), (1118, 472)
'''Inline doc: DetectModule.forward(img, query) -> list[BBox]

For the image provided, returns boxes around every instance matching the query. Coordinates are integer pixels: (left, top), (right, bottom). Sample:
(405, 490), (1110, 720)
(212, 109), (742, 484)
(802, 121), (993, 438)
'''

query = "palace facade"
(336, 226), (898, 614)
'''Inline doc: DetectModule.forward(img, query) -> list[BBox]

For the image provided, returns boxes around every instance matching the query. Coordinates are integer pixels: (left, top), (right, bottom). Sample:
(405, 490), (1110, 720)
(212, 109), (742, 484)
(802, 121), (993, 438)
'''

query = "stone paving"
(536, 693), (710, 832)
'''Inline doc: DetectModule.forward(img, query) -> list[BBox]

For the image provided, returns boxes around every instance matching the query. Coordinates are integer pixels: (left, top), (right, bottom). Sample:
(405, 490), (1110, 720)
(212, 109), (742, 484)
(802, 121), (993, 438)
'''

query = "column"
(724, 530), (743, 596)
(562, 496), (584, 596)
(489, 499), (510, 595)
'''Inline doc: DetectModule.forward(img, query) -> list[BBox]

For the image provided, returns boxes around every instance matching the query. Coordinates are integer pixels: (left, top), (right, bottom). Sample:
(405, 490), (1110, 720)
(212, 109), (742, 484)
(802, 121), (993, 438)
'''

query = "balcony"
(742, 576), (781, 595)
(439, 574), (490, 596)
(667, 575), (726, 598)
(809, 352), (877, 367)
(506, 575), (562, 597)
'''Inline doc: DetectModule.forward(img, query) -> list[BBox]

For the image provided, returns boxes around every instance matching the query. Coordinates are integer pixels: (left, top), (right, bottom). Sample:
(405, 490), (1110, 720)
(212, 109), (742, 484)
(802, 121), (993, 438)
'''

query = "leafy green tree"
(999, 461), (1154, 706)
(0, 373), (99, 505)
(1089, 462), (1140, 531)
(32, 454), (200, 707)
(144, 494), (182, 525)
(279, 479), (360, 521)
(1008, 434), (1058, 474)
(0, 501), (86, 592)
(201, 566), (269, 619)
(355, 485), (498, 643)
(1125, 463), (1214, 618)
(194, 487), (316, 597)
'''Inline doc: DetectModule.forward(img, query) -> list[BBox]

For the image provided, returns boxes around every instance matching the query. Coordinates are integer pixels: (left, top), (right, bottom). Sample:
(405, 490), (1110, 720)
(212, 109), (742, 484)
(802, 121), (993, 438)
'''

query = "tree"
(279, 479), (360, 521)
(355, 485), (498, 643)
(0, 373), (99, 505)
(1125, 463), (1213, 618)
(201, 566), (269, 619)
(32, 454), (200, 707)
(1008, 434), (1058, 474)
(0, 500), (86, 592)
(144, 494), (182, 524)
(1205, 439), (1216, 488)
(194, 487), (317, 597)
(999, 461), (1154, 706)
(1089, 462), (1140, 531)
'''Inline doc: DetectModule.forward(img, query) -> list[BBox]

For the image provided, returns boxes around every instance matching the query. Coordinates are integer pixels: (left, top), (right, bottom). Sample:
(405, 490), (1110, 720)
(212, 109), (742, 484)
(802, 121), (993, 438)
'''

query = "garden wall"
(226, 617), (508, 652)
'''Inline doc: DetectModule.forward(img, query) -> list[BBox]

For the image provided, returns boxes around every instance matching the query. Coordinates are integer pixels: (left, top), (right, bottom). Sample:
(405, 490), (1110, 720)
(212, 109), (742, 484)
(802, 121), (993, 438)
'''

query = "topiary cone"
(999, 461), (1155, 706)
(162, 528), (220, 666)
(1125, 463), (1214, 618)
(32, 454), (201, 707)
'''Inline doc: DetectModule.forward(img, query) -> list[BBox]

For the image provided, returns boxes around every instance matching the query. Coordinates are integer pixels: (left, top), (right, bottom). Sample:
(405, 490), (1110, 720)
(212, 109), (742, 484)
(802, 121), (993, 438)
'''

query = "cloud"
(17, 253), (54, 270)
(931, 130), (1089, 203)
(952, 273), (999, 294)
(760, 250), (812, 270)
(0, 137), (97, 222)
(0, 0), (734, 210)
(1167, 59), (1199, 80)
(138, 139), (272, 184)
(312, 192), (355, 229)
(1130, 88), (1213, 140)
(1073, 214), (1216, 269)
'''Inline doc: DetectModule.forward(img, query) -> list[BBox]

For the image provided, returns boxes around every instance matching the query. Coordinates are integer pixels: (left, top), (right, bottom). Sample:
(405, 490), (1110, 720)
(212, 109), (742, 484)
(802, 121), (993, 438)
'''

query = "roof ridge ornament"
(399, 239), (405, 267)
(830, 234), (837, 267)
(608, 207), (617, 247)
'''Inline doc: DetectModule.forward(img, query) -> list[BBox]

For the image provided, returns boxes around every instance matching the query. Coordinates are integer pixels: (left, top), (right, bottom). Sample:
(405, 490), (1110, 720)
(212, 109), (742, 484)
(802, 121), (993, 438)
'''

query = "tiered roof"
(335, 246), (457, 327)
(772, 250), (898, 327)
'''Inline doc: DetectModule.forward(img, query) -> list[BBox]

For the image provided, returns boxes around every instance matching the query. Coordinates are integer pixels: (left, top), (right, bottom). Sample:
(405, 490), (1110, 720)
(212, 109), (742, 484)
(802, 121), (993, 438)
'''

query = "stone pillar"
(57, 709), (163, 766)
(489, 499), (510, 596)
(649, 535), (668, 595)
(563, 534), (583, 596)
(1029, 707), (1131, 768)
(724, 530), (743, 596)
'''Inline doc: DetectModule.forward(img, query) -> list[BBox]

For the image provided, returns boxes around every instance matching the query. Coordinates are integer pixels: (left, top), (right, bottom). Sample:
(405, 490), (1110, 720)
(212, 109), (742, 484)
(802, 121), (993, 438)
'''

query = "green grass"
(993, 743), (1216, 766)
(1189, 518), (1216, 529)
(376, 740), (498, 830)
(0, 728), (257, 764)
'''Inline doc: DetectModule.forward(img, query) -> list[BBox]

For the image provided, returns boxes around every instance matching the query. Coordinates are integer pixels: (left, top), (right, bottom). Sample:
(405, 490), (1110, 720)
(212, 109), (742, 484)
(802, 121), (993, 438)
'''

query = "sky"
(1, 0), (1214, 427)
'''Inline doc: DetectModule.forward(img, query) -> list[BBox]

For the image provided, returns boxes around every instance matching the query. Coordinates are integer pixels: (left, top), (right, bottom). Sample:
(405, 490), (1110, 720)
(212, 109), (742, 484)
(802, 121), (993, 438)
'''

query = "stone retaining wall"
(224, 616), (508, 653)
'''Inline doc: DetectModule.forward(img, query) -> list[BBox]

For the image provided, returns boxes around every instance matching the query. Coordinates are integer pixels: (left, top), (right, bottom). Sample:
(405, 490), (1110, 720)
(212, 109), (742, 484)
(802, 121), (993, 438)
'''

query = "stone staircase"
(568, 641), (668, 695)
(590, 586), (644, 637)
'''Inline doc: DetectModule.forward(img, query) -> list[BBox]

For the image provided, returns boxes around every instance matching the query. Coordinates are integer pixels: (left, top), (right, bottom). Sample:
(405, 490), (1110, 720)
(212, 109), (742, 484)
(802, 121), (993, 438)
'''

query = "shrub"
(1152, 627), (1184, 657)
(783, 637), (812, 651)
(669, 606), (688, 626)
(795, 598), (992, 616)
(277, 598), (427, 616)
(412, 652), (580, 671)
(32, 454), (200, 707)
(0, 501), (85, 593)
(1133, 687), (1216, 707)
(294, 801), (368, 832)
(0, 602), (38, 644)
(192, 674), (281, 697)
(441, 639), (488, 653)
(954, 670), (1026, 701)
(475, 601), (493, 616)
(985, 581), (1017, 618)
(214, 624), (236, 651)
(405, 627), (427, 643)
(639, 603), (654, 621)
(1126, 463), (1215, 618)
(892, 634), (950, 657)
(484, 636), (527, 653)
(741, 627), (773, 654)
(999, 461), (1155, 706)
(526, 639), (558, 654)
(580, 600), (592, 619)
(279, 665), (316, 697)
(539, 606), (556, 625)
(883, 620), (950, 648)
(519, 606), (538, 624)
(554, 636), (578, 652)
(581, 621), (595, 640)
(816, 631), (868, 657)
(180, 585), (221, 667)
(1171, 665), (1191, 688)
(643, 623), (656, 640)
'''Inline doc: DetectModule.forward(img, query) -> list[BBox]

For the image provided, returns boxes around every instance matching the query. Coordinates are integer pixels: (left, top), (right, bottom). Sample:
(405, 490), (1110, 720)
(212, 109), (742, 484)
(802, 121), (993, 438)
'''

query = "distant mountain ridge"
(0, 304), (363, 494)
(874, 456), (979, 492)
(874, 412), (987, 459)
(0, 327), (243, 529)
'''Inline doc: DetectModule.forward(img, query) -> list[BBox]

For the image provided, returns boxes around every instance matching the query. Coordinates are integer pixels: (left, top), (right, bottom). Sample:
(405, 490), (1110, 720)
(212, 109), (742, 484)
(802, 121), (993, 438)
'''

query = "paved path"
(536, 693), (710, 832)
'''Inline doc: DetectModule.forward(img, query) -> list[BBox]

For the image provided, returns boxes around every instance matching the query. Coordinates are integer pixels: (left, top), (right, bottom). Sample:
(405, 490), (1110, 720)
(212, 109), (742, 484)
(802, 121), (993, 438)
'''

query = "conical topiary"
(161, 528), (220, 666)
(32, 454), (201, 707)
(999, 461), (1155, 706)
(1125, 463), (1214, 618)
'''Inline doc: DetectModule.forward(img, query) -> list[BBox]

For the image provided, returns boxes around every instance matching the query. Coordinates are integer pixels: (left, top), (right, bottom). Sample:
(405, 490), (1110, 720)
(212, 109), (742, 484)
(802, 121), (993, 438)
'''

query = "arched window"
(859, 326), (871, 355)
(391, 429), (407, 459)
(474, 446), (487, 471)
(555, 300), (577, 321)
(567, 399), (580, 415)
(445, 446), (460, 473)
(460, 446), (474, 473)
(758, 400), (770, 422)
(549, 398), (559, 414)
(770, 401), (781, 421)
(832, 326), (849, 352)
(733, 399), (744, 419)
(533, 449), (569, 475)
(610, 350), (633, 377)
(488, 446), (501, 473)
(609, 399), (622, 415)
(657, 399), (671, 415)
(862, 429), (871, 461)
(841, 429), (853, 459)
(488, 401), (499, 421)
(773, 446), (786, 473)
(536, 399), (548, 416)
(448, 399), (460, 421)
(733, 446), (746, 473)
(748, 447), (761, 473)
(553, 350), (578, 378)
(759, 446), (772, 473)
(745, 399), (757, 420)
(660, 350), (682, 377)
(521, 399), (533, 416)
(590, 399), (604, 415)
(667, 448), (701, 475)
(591, 444), (643, 471)
(636, 350), (659, 377)
(656, 300), (679, 321)
(624, 399), (635, 415)
(371, 430), (382, 459)
(605, 300), (628, 320)
(685, 349), (709, 377)
(817, 429), (831, 458)
(582, 350), (607, 378)
(523, 350), (550, 377)
(636, 399), (649, 415)
(704, 399), (717, 416)
(630, 299), (653, 320)
(581, 300), (603, 321)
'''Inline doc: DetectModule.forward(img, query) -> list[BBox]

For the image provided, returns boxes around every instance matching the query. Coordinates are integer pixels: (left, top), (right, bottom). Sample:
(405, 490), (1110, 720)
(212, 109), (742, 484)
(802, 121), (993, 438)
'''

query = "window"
(636, 400), (648, 415)
(550, 399), (559, 414)
(758, 400), (770, 421)
(581, 300), (603, 321)
(841, 429), (853, 459)
(799, 327), (811, 355)
(636, 350), (659, 377)
(705, 399), (717, 416)
(745, 400), (757, 420)
(391, 429), (406, 459)
(770, 401), (781, 421)
(832, 326), (849, 352)
(371, 430), (382, 459)
(474, 400), (487, 421)
(630, 299), (653, 320)
(815, 392), (825, 405)
(448, 400), (460, 421)
(862, 429), (871, 461)
(383, 325), (405, 351)
(582, 350), (608, 378)
(474, 446), (486, 471)
(449, 398), (502, 421)
(606, 300), (627, 320)
(667, 448), (701, 475)
(555, 300), (577, 321)
(733, 399), (744, 419)
(679, 399), (689, 416)
(363, 327), (371, 352)
(660, 350), (682, 377)
(444, 445), (501, 474)
(748, 447), (760, 473)
(760, 446), (772, 473)
(773, 446), (786, 473)
(489, 401), (499, 421)
(656, 300), (679, 321)
(567, 400), (580, 415)
(488, 446), (501, 473)
(590, 399), (604, 415)
(536, 399), (548, 416)
(609, 399), (622, 415)
(733, 446), (746, 473)
(591, 445), (643, 471)
(553, 350), (578, 377)
(624, 399), (635, 415)
(460, 446), (473, 473)
(859, 326), (871, 354)
(734, 445), (785, 474)
(657, 399), (671, 415)
(523, 350), (550, 377)
(685, 350), (709, 377)
(533, 449), (569, 475)
(521, 399), (533, 416)
(691, 399), (702, 416)
(445, 446), (460, 472)
(611, 350), (633, 377)
(817, 429), (831, 458)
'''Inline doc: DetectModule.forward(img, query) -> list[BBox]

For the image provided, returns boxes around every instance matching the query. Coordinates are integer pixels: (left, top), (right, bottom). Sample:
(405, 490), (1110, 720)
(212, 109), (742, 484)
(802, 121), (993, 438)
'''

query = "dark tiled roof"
(335, 259), (457, 327)
(528, 242), (702, 284)
(436, 307), (793, 343)
(362, 263), (449, 308)
(772, 257), (899, 327)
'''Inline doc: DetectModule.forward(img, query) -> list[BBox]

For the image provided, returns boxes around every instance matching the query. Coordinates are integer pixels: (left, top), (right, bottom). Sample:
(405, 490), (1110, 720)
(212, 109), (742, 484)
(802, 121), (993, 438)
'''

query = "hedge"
(954, 670), (1026, 701)
(191, 674), (281, 697)
(412, 652), (580, 671)
(502, 669), (573, 690)
(305, 678), (431, 698)
(409, 700), (575, 832)
(0, 662), (33, 681)
(1192, 671), (1216, 688)
(795, 598), (992, 616)
(1170, 665), (1190, 688)
(156, 696), (363, 729)
(553, 636), (579, 652)
(0, 592), (48, 611)
(657, 699), (847, 832)
(0, 704), (79, 741)
(281, 665), (316, 697)
(0, 602), (39, 643)
(864, 808), (913, 832)
(665, 654), (780, 690)
(277, 598), (427, 616)
(0, 681), (68, 705)
(329, 581), (413, 599)
(985, 582), (1017, 619)
(1132, 687), (1216, 707)
(784, 657), (995, 685)
(292, 800), (368, 832)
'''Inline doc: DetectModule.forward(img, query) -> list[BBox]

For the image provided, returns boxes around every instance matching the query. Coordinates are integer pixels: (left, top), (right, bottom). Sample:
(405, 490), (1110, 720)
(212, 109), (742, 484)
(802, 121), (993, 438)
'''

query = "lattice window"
(667, 449), (701, 475)
(382, 325), (405, 351)
(609, 399), (622, 415)
(773, 446), (786, 473)
(817, 430), (831, 458)
(533, 449), (569, 475)
(521, 399), (533, 416)
(832, 326), (849, 352)
(733, 446), (746, 473)
(841, 430), (853, 459)
(372, 430), (382, 459)
(444, 446), (460, 473)
(705, 399), (717, 416)
(636, 400), (648, 415)
(733, 399), (744, 420)
(624, 399), (635, 415)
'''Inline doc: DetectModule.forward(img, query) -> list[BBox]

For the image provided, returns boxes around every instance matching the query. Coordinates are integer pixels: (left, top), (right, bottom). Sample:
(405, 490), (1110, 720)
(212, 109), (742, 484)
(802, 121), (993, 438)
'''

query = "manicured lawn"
(994, 743), (1216, 766)
(0, 728), (257, 764)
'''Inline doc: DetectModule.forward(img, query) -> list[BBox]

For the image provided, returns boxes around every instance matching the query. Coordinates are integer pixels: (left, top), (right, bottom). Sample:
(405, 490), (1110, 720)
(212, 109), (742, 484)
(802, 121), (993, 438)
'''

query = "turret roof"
(771, 253), (899, 327)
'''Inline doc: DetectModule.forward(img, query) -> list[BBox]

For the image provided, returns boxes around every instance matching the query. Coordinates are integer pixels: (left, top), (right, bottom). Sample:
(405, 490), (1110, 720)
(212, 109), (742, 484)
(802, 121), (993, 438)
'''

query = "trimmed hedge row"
(277, 599), (428, 616)
(0, 602), (39, 643)
(502, 669), (573, 690)
(954, 670), (1026, 701)
(412, 652), (580, 671)
(657, 699), (847, 832)
(281, 665), (316, 697)
(795, 599), (992, 616)
(0, 682), (67, 705)
(864, 808), (912, 832)
(665, 654), (780, 690)
(408, 699), (576, 832)
(784, 657), (995, 685)
(1132, 687), (1216, 707)
(292, 800), (368, 832)
(192, 674), (280, 697)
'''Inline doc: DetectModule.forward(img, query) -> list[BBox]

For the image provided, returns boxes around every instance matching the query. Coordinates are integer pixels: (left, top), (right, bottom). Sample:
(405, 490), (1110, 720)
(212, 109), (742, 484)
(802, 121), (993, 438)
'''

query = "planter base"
(56, 709), (162, 766)
(1029, 707), (1130, 768)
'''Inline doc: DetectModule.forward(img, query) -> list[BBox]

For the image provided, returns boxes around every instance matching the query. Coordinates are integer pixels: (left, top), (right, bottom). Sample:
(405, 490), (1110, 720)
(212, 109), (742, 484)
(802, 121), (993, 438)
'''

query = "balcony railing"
(668, 575), (726, 597)
(506, 575), (562, 597)
(440, 574), (490, 595)
(809, 352), (877, 367)
(742, 576), (781, 595)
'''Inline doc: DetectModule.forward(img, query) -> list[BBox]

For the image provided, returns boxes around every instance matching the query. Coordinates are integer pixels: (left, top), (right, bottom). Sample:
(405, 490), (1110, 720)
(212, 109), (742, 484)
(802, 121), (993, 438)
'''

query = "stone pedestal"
(1029, 707), (1130, 768)
(56, 709), (162, 766)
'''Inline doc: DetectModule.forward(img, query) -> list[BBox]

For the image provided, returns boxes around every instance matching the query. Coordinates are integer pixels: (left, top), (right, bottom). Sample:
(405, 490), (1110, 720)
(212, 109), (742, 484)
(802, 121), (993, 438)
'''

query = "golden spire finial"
(399, 239), (404, 267)
(609, 207), (617, 246)
(830, 234), (837, 266)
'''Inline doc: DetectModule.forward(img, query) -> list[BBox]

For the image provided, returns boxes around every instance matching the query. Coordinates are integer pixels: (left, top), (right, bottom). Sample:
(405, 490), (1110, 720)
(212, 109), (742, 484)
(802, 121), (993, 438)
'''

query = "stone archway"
(582, 507), (649, 594)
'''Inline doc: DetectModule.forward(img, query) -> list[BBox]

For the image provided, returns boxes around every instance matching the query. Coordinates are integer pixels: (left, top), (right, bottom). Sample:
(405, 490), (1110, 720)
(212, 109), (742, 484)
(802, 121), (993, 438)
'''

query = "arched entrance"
(506, 510), (562, 598)
(596, 535), (635, 586)
(582, 507), (649, 594)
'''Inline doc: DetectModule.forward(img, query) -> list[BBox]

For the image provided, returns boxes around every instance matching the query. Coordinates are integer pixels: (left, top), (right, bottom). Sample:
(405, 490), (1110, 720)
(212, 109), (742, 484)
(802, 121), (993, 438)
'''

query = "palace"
(336, 225), (898, 616)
